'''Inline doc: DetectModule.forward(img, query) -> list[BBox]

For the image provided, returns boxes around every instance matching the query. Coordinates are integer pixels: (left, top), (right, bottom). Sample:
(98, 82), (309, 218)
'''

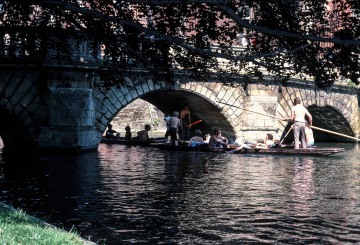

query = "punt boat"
(100, 137), (165, 146)
(154, 144), (345, 156)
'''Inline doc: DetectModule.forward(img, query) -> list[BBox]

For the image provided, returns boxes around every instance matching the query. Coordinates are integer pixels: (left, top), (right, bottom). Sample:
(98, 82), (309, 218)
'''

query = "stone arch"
(94, 75), (247, 141)
(277, 83), (359, 142)
(0, 70), (41, 150)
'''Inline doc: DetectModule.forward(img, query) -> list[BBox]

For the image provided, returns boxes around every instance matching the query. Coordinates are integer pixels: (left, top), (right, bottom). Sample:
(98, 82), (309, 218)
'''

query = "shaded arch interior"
(0, 107), (36, 151)
(280, 105), (354, 143)
(140, 90), (236, 139)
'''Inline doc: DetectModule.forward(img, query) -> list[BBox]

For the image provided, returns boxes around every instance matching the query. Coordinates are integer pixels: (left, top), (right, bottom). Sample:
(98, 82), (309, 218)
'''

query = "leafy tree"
(0, 0), (359, 89)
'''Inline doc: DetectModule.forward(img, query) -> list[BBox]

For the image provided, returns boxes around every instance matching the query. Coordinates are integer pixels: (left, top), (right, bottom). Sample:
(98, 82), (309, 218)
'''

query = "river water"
(0, 141), (360, 244)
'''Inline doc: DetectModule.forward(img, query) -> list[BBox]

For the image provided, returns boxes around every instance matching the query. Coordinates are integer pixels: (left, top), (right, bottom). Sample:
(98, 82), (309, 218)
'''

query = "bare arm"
(291, 108), (295, 121)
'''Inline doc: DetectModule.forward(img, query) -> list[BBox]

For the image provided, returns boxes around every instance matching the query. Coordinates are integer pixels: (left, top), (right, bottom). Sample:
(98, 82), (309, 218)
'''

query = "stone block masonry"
(1, 67), (359, 152)
(39, 88), (98, 151)
(110, 99), (167, 138)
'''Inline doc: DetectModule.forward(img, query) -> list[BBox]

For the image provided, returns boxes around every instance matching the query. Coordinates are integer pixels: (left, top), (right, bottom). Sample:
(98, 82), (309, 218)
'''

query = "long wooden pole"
(279, 125), (293, 145)
(218, 101), (359, 142)
(217, 101), (288, 121)
(310, 125), (360, 142)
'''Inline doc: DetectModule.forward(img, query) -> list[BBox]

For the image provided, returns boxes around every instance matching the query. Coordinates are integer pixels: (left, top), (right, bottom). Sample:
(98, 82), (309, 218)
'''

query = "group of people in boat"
(164, 104), (193, 144)
(105, 124), (152, 141)
(105, 97), (315, 150)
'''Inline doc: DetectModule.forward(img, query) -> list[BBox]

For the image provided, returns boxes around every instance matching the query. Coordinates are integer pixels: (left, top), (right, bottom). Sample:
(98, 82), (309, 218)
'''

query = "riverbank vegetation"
(0, 204), (92, 245)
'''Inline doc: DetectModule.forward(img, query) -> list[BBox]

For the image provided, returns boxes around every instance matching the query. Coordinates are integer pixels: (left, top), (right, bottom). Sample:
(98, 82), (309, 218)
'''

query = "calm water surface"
(0, 141), (360, 244)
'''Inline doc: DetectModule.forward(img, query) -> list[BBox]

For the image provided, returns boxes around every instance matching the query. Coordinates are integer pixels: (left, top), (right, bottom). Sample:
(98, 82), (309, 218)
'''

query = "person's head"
(145, 124), (151, 131)
(125, 126), (130, 132)
(183, 104), (189, 109)
(212, 127), (221, 136)
(266, 133), (273, 140)
(293, 97), (301, 105)
(173, 111), (179, 117)
(195, 130), (202, 137)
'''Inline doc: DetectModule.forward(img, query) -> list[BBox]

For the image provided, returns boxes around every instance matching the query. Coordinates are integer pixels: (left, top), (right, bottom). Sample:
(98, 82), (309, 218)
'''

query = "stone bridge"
(0, 64), (359, 152)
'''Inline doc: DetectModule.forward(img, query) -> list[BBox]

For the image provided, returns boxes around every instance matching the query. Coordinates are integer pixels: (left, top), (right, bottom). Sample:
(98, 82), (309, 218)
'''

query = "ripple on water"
(0, 143), (360, 244)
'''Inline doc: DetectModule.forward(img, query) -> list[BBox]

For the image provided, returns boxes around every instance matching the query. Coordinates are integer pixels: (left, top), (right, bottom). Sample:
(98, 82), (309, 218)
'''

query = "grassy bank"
(0, 202), (94, 245)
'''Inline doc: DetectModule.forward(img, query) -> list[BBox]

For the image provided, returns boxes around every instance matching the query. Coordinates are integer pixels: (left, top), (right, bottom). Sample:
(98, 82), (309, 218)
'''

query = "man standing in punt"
(291, 98), (312, 149)
(180, 104), (191, 141)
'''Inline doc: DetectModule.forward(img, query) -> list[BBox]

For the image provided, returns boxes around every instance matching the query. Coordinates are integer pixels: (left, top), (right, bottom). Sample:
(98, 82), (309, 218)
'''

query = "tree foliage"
(0, 0), (359, 88)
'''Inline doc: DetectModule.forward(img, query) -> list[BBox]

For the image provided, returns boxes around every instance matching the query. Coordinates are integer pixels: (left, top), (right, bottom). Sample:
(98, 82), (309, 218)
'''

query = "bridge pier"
(38, 88), (99, 152)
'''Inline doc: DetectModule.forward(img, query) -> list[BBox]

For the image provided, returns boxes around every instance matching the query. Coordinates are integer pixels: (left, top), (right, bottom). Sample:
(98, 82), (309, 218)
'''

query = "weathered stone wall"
(1, 67), (359, 152)
(110, 99), (167, 137)
(38, 88), (98, 151)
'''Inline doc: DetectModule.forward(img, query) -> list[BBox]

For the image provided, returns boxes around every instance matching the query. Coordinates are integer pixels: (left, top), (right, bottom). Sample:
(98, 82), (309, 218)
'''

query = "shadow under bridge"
(141, 91), (236, 140)
(281, 105), (355, 143)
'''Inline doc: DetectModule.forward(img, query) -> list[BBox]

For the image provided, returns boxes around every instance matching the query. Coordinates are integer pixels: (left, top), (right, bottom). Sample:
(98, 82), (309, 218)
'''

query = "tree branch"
(32, 0), (307, 67)
(216, 5), (360, 47)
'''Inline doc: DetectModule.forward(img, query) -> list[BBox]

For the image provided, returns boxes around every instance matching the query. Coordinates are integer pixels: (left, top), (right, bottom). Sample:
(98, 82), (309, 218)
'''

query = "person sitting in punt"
(189, 130), (204, 147)
(124, 126), (132, 141)
(208, 127), (228, 148)
(255, 133), (274, 149)
(136, 124), (151, 141)
(105, 123), (120, 139)
(203, 133), (211, 143)
(231, 134), (275, 153)
(305, 121), (315, 147)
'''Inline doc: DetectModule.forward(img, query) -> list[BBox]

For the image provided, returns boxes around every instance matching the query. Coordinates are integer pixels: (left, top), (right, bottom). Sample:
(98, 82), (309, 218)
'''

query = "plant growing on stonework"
(153, 118), (160, 127)
(0, 0), (359, 89)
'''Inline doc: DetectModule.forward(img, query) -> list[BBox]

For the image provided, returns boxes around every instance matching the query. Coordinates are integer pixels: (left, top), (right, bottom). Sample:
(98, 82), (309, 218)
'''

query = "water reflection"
(291, 158), (315, 216)
(0, 142), (360, 244)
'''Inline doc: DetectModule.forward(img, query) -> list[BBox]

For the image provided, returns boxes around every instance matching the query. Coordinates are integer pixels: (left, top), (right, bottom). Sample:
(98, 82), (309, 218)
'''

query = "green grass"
(0, 203), (93, 245)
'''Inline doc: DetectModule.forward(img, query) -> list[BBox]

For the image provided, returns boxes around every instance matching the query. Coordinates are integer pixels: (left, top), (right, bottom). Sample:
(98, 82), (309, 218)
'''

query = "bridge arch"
(1, 68), (359, 152)
(95, 75), (360, 143)
(94, 76), (248, 140)
(277, 82), (359, 142)
(0, 70), (41, 150)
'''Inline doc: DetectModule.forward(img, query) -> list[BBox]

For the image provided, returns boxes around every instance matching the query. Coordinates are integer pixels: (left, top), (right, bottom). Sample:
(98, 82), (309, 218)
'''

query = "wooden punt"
(154, 144), (345, 156)
(100, 137), (165, 146)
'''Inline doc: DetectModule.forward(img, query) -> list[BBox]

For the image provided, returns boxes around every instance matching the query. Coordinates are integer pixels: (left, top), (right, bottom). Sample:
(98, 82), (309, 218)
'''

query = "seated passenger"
(208, 127), (228, 148)
(136, 124), (151, 141)
(105, 124), (120, 139)
(124, 126), (132, 141)
(189, 130), (204, 147)
(305, 121), (315, 147)
(255, 133), (274, 149)
(203, 133), (211, 143)
(227, 139), (254, 153)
